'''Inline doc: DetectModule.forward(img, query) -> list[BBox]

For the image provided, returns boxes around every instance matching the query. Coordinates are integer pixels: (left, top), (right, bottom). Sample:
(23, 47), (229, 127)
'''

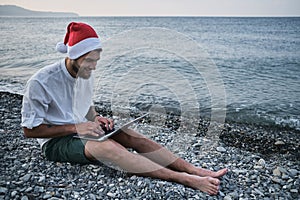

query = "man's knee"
(85, 140), (124, 161)
(114, 129), (148, 148)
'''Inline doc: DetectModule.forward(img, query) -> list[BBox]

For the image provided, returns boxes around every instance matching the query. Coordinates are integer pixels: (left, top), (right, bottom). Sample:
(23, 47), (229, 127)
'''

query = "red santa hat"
(56, 22), (102, 59)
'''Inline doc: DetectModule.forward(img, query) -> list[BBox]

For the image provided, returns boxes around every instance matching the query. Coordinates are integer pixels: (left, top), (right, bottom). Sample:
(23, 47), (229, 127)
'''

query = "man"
(21, 22), (227, 196)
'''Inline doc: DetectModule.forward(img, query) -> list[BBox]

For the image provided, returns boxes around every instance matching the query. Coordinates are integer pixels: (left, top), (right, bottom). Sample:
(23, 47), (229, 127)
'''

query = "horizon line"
(79, 15), (300, 17)
(1, 15), (300, 18)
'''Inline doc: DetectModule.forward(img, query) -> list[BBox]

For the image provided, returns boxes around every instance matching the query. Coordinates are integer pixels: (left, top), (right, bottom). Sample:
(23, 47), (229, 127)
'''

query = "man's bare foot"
(186, 174), (221, 195)
(194, 167), (228, 178)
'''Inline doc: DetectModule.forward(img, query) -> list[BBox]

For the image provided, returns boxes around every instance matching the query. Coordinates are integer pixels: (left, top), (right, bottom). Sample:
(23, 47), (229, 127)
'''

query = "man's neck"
(65, 58), (78, 78)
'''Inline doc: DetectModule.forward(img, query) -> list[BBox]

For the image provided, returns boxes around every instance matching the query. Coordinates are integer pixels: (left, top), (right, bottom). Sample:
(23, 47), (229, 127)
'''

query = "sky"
(1, 0), (300, 16)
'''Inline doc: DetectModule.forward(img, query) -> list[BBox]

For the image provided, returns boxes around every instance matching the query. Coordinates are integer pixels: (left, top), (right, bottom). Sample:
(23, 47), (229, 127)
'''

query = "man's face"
(76, 50), (101, 79)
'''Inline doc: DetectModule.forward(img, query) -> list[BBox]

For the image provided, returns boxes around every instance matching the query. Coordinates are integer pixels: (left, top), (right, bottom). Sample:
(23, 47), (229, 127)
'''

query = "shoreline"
(0, 91), (299, 199)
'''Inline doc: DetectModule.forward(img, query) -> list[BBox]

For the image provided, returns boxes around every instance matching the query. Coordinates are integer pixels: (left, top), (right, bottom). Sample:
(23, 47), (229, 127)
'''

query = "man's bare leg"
(112, 129), (228, 178)
(85, 139), (221, 195)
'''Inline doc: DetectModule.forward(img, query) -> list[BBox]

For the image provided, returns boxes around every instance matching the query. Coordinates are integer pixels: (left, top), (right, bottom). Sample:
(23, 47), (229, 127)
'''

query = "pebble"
(43, 194), (52, 199)
(20, 174), (31, 182)
(38, 176), (46, 182)
(273, 167), (281, 176)
(282, 174), (289, 180)
(257, 158), (266, 167)
(107, 192), (115, 197)
(0, 187), (8, 194)
(232, 169), (247, 174)
(253, 188), (264, 196)
(21, 196), (29, 200)
(289, 169), (298, 177)
(25, 187), (33, 193)
(272, 177), (282, 184)
(11, 190), (17, 197)
(88, 194), (96, 200)
(223, 195), (232, 200)
(216, 146), (226, 152)
(73, 191), (80, 198)
(290, 189), (298, 193)
(274, 140), (285, 145)
(278, 167), (288, 174)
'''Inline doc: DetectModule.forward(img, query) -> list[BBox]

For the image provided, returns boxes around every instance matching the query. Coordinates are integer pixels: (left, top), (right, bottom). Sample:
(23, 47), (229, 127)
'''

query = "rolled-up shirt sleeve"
(21, 80), (50, 129)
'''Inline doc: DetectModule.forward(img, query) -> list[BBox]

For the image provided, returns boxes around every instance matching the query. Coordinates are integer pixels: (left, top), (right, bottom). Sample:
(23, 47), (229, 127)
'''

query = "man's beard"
(71, 60), (92, 79)
(72, 60), (80, 74)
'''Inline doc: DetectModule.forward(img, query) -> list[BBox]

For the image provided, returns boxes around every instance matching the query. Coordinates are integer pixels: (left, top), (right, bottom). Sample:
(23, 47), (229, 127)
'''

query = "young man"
(21, 22), (227, 196)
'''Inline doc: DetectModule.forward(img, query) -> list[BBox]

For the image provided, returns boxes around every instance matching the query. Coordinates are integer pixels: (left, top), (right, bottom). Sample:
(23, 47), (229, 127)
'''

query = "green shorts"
(42, 134), (94, 164)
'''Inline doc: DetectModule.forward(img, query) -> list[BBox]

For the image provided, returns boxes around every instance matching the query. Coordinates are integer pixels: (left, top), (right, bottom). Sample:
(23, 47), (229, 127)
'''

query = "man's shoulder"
(31, 60), (64, 81)
(38, 60), (63, 74)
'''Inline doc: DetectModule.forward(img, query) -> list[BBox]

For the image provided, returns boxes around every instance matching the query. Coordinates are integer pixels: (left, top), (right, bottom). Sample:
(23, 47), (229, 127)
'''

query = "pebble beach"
(0, 91), (299, 200)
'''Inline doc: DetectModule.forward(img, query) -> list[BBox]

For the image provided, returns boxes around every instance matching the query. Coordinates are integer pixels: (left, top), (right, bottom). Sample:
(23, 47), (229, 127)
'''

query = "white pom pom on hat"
(56, 22), (102, 59)
(56, 42), (67, 53)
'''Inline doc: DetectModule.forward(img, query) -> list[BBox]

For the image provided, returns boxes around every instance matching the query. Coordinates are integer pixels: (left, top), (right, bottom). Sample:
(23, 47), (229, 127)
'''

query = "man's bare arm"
(23, 124), (77, 138)
(86, 106), (99, 121)
(23, 121), (103, 138)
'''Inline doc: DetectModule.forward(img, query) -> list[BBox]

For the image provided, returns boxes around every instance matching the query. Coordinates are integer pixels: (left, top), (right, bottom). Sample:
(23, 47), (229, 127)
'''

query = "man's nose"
(90, 61), (97, 70)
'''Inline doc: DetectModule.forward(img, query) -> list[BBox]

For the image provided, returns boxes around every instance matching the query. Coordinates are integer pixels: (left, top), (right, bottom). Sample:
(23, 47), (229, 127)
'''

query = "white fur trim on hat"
(67, 37), (102, 59)
(56, 42), (68, 53)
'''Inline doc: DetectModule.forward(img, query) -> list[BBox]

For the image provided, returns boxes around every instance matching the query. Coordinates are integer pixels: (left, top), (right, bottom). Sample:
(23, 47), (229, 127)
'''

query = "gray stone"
(25, 187), (33, 193)
(20, 174), (31, 182)
(254, 165), (263, 169)
(289, 169), (298, 177)
(219, 191), (225, 197)
(290, 189), (298, 193)
(278, 167), (288, 174)
(283, 184), (292, 190)
(257, 158), (266, 167)
(0, 187), (8, 194)
(137, 180), (143, 187)
(216, 146), (227, 152)
(273, 167), (281, 176)
(224, 195), (232, 200)
(192, 194), (201, 199)
(21, 196), (29, 200)
(107, 192), (115, 197)
(88, 194), (96, 200)
(282, 174), (289, 180)
(275, 141), (285, 145)
(11, 190), (17, 197)
(232, 169), (247, 174)
(21, 163), (29, 169)
(73, 191), (80, 198)
(229, 191), (239, 199)
(48, 197), (63, 200)
(43, 194), (52, 199)
(253, 188), (264, 196)
(272, 177), (282, 184)
(250, 174), (258, 180)
(34, 186), (44, 193)
(38, 176), (46, 182)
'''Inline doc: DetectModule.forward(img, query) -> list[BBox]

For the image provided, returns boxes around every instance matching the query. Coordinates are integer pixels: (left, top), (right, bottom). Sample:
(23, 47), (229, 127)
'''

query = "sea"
(0, 17), (299, 130)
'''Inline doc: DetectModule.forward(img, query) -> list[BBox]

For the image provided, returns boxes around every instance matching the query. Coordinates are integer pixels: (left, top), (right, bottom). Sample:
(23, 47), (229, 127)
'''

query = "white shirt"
(21, 59), (94, 147)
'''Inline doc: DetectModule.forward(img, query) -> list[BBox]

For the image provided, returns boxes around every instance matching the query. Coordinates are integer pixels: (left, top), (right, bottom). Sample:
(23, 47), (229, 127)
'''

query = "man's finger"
(96, 126), (105, 134)
(108, 119), (114, 130)
(99, 117), (114, 130)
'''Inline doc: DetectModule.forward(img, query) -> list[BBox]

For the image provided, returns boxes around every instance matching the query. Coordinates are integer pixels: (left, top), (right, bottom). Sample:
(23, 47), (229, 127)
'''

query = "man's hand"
(95, 116), (114, 132)
(75, 121), (104, 137)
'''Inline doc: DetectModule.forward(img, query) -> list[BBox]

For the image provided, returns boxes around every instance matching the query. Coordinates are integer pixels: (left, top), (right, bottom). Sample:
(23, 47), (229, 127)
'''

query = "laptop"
(74, 113), (148, 142)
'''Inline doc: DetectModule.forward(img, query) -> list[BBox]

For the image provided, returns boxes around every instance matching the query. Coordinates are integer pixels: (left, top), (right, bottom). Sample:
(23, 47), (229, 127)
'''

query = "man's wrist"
(93, 113), (101, 121)
(67, 124), (77, 133)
